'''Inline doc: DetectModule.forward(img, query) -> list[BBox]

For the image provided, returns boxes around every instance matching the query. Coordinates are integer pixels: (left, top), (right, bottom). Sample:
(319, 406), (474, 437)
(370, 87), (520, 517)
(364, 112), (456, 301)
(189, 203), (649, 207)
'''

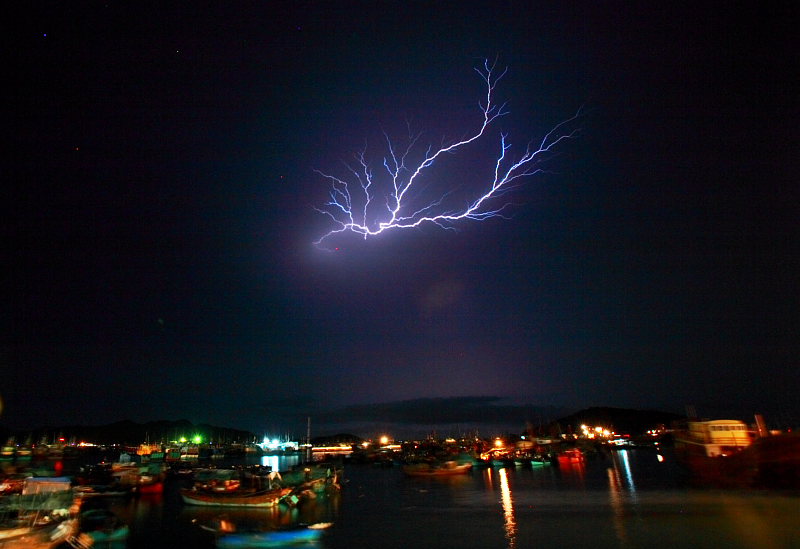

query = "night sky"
(6, 2), (798, 437)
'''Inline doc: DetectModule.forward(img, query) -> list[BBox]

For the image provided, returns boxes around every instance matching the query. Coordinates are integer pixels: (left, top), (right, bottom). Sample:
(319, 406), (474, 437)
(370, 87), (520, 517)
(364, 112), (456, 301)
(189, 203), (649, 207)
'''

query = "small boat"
(557, 448), (584, 465)
(0, 439), (15, 460)
(136, 479), (164, 495)
(79, 508), (130, 543)
(215, 523), (332, 548)
(0, 479), (77, 549)
(181, 487), (293, 507)
(0, 518), (78, 549)
(0, 474), (27, 495)
(278, 465), (343, 507)
(402, 461), (473, 477)
(530, 456), (552, 467)
(125, 462), (167, 495)
(73, 463), (131, 498)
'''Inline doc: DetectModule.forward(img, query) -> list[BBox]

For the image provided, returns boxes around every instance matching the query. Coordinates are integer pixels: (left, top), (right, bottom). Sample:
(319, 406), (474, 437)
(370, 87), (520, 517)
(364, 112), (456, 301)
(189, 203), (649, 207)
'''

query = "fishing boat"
(0, 474), (26, 496)
(0, 477), (77, 549)
(673, 417), (800, 488)
(528, 454), (553, 467)
(402, 461), (472, 477)
(0, 518), (78, 549)
(0, 440), (15, 461)
(73, 463), (131, 498)
(136, 442), (165, 463)
(673, 418), (756, 485)
(215, 523), (332, 548)
(112, 462), (167, 495)
(181, 486), (293, 507)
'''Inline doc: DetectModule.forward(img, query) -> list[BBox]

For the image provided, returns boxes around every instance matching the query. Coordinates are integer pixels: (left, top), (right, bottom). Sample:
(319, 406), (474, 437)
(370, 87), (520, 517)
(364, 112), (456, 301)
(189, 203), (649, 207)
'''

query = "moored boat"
(215, 523), (331, 548)
(112, 462), (167, 495)
(137, 442), (165, 463)
(0, 440), (15, 461)
(0, 518), (78, 549)
(73, 463), (132, 498)
(673, 417), (800, 488)
(78, 508), (130, 544)
(0, 474), (26, 496)
(557, 448), (584, 464)
(0, 477), (77, 549)
(180, 487), (292, 507)
(402, 461), (472, 477)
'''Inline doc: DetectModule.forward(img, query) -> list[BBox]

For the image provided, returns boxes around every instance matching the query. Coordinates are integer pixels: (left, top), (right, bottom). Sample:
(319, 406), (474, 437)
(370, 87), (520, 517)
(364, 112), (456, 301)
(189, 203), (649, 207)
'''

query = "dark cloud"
(309, 397), (572, 437)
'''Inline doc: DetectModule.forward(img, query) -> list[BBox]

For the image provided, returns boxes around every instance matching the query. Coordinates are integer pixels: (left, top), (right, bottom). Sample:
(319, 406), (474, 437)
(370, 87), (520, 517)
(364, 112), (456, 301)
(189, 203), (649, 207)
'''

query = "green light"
(179, 437), (187, 443)
(192, 435), (202, 444)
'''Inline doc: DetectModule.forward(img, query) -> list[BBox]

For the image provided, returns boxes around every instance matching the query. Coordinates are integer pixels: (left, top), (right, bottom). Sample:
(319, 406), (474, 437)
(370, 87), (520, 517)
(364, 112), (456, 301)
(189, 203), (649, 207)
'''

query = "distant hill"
(554, 407), (684, 435)
(2, 420), (257, 446)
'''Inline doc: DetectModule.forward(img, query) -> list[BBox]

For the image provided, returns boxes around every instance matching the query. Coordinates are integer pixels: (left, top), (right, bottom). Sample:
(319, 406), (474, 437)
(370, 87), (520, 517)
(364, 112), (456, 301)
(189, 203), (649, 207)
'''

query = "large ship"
(673, 416), (800, 488)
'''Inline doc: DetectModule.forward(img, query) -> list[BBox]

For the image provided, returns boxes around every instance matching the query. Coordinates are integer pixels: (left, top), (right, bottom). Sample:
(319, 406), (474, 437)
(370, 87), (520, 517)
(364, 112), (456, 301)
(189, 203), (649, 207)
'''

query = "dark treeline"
(0, 419), (256, 446)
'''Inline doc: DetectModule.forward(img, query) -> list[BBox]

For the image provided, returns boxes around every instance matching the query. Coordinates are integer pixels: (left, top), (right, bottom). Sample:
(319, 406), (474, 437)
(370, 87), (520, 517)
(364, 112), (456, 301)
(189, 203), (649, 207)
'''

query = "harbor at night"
(7, 1), (797, 547)
(1, 415), (798, 548)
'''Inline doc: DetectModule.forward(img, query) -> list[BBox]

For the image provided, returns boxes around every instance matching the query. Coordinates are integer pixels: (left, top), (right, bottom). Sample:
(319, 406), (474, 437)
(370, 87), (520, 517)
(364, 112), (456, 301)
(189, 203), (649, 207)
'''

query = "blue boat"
(216, 523), (331, 548)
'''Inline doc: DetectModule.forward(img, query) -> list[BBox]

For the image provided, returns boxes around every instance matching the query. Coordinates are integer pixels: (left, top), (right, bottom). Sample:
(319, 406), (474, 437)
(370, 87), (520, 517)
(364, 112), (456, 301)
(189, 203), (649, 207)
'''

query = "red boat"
(136, 479), (164, 494)
(557, 448), (584, 465)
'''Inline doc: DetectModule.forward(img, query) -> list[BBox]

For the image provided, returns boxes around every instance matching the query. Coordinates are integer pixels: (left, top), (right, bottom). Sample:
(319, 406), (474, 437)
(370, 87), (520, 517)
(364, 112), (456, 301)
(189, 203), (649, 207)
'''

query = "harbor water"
(15, 448), (800, 549)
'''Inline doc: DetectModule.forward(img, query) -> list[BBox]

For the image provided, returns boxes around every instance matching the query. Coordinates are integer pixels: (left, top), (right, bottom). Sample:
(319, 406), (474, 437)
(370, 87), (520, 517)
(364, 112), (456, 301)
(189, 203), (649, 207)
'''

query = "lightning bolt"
(313, 59), (580, 249)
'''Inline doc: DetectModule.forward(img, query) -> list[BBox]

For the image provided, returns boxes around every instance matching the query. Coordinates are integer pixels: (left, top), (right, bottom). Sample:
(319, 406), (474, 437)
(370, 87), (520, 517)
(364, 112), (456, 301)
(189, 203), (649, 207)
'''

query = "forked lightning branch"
(313, 59), (580, 249)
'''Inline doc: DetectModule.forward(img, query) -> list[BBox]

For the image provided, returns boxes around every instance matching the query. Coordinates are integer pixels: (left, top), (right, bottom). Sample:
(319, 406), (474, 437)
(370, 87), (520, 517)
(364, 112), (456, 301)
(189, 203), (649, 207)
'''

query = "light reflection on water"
(607, 447), (639, 547)
(497, 468), (516, 549)
(614, 448), (636, 493)
(607, 461), (628, 546)
(260, 453), (300, 472)
(349, 449), (799, 549)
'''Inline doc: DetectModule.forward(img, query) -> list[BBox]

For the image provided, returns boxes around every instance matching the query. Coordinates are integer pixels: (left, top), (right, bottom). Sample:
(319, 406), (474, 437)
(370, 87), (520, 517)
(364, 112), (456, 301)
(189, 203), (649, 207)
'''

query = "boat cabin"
(686, 420), (752, 457)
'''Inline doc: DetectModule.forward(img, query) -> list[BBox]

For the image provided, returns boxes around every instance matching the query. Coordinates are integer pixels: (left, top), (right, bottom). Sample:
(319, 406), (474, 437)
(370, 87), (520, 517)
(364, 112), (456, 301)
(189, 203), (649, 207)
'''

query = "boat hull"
(402, 463), (473, 477)
(0, 518), (77, 549)
(136, 481), (164, 495)
(180, 488), (292, 507)
(674, 432), (800, 488)
(216, 525), (329, 548)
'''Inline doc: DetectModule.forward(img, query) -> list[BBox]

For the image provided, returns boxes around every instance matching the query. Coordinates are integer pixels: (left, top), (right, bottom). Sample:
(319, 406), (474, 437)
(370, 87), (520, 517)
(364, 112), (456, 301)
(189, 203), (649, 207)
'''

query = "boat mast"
(305, 417), (312, 463)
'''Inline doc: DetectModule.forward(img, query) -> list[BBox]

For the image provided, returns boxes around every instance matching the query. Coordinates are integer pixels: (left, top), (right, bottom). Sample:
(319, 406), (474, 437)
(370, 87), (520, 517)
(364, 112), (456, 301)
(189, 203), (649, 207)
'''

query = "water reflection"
(607, 465), (628, 546)
(607, 449), (642, 547)
(612, 449), (636, 494)
(555, 451), (586, 487)
(260, 454), (300, 472)
(482, 467), (494, 490)
(498, 468), (516, 549)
